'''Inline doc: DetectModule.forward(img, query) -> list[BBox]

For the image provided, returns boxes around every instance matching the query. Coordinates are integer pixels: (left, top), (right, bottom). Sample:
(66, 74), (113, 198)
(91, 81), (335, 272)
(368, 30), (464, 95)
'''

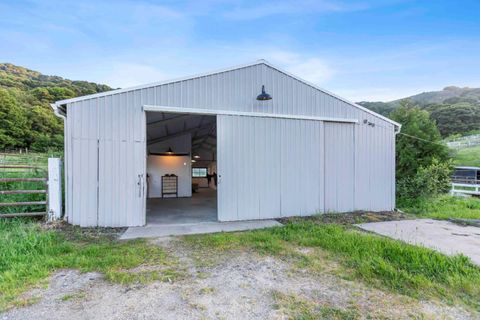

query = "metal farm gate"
(0, 153), (62, 220)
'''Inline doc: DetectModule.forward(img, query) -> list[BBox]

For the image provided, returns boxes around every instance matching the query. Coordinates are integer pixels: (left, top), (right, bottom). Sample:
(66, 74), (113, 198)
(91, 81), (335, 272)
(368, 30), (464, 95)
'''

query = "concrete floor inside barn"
(120, 188), (281, 239)
(146, 188), (218, 225)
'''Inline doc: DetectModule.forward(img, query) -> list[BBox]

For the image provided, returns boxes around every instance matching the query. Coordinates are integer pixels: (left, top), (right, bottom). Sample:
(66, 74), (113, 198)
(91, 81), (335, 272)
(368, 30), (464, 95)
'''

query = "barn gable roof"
(52, 60), (400, 128)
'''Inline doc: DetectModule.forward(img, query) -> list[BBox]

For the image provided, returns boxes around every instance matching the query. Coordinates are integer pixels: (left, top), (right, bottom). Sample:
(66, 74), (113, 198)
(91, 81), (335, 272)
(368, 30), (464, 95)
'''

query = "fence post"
(48, 158), (62, 221)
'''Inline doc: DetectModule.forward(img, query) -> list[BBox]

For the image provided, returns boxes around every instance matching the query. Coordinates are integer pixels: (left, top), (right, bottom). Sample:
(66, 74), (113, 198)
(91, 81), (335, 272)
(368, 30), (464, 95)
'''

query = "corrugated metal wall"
(66, 92), (146, 227)
(324, 123), (355, 213)
(64, 62), (396, 226)
(217, 115), (324, 220)
(217, 116), (394, 220)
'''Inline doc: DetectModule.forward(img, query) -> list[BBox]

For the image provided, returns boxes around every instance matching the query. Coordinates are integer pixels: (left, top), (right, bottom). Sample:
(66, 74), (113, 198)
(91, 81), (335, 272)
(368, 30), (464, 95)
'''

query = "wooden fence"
(446, 134), (480, 149)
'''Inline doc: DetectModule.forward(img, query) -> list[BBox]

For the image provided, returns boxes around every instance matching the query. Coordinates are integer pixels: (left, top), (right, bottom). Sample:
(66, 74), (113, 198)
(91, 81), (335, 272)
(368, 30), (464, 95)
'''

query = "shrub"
(397, 158), (452, 201)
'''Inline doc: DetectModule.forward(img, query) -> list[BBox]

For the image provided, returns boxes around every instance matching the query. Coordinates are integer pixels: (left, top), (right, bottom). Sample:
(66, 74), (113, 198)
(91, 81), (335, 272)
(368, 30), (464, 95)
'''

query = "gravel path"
(1, 239), (476, 320)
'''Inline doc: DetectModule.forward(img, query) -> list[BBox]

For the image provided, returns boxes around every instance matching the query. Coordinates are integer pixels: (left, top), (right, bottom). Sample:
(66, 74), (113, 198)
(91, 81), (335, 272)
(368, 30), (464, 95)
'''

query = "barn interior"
(145, 111), (217, 225)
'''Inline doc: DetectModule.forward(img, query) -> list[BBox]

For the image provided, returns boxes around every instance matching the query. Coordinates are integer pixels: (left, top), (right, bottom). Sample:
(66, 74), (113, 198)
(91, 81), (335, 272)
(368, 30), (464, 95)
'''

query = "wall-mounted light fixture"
(363, 119), (375, 127)
(256, 85), (272, 101)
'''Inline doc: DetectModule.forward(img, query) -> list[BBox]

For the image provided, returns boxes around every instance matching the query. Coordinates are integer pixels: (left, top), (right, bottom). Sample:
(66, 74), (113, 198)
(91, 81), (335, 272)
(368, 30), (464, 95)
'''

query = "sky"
(1, 0), (479, 102)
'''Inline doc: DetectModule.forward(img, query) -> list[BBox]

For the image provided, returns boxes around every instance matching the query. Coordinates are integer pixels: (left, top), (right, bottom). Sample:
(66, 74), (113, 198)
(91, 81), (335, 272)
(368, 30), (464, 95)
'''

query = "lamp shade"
(256, 85), (272, 101)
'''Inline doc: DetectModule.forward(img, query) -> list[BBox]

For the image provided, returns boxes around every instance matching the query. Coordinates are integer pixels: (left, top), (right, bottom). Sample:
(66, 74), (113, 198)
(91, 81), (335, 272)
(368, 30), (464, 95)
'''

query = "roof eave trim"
(50, 103), (66, 119)
(52, 60), (268, 106)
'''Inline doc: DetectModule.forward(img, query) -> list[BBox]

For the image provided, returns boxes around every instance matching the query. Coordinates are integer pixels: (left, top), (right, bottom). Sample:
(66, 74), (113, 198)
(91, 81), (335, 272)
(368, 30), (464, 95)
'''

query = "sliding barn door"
(324, 122), (355, 213)
(217, 115), (324, 221)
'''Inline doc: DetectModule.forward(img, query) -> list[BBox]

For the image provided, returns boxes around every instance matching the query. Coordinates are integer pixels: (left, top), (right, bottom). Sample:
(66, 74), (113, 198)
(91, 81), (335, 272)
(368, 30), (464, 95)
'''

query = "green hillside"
(0, 63), (111, 151)
(358, 86), (480, 137)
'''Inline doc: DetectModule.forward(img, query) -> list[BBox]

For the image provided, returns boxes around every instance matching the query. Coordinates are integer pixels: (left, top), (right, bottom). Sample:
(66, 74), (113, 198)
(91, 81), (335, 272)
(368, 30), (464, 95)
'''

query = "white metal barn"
(51, 60), (400, 227)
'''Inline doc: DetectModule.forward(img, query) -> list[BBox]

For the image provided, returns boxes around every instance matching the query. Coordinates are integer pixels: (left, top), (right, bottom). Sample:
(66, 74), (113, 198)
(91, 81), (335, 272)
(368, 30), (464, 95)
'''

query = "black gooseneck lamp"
(256, 85), (272, 101)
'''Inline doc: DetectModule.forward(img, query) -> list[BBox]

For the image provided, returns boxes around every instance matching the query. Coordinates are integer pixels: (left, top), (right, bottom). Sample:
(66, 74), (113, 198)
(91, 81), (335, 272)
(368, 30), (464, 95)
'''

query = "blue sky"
(1, 0), (479, 101)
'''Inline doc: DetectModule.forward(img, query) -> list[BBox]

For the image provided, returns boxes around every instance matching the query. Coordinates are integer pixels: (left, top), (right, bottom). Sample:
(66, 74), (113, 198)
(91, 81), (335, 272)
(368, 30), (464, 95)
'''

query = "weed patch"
(184, 221), (480, 310)
(272, 291), (359, 320)
(0, 219), (181, 311)
(399, 195), (480, 220)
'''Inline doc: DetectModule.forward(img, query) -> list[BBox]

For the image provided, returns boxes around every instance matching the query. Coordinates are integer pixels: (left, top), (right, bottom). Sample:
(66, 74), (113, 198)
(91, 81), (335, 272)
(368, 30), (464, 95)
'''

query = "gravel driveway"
(1, 238), (476, 320)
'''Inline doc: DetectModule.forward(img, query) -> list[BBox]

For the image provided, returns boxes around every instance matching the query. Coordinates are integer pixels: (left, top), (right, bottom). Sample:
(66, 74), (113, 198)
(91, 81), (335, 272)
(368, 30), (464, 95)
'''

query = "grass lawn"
(453, 145), (480, 167)
(184, 218), (480, 311)
(399, 195), (480, 220)
(0, 219), (182, 311)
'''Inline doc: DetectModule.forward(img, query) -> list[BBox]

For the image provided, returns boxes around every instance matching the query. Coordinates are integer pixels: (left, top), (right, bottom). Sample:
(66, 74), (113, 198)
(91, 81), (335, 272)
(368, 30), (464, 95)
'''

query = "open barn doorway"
(145, 111), (217, 225)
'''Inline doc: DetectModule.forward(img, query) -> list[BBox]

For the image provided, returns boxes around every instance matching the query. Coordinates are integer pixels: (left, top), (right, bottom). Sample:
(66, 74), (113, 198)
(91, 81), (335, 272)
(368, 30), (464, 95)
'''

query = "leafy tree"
(428, 102), (480, 137)
(0, 89), (30, 149)
(390, 100), (451, 200)
(391, 100), (450, 177)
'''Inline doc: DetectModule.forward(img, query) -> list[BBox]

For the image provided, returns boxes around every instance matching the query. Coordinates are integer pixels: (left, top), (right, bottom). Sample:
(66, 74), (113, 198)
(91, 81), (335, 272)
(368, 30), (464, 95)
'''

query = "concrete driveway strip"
(120, 220), (282, 240)
(356, 219), (480, 265)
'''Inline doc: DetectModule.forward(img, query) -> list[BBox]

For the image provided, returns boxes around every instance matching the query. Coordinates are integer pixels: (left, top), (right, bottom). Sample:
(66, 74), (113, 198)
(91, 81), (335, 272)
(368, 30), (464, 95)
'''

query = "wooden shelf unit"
(162, 174), (178, 197)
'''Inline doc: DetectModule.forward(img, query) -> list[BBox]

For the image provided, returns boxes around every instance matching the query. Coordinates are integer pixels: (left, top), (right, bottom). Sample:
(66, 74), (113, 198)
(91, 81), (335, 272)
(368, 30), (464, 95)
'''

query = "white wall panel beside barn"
(354, 123), (396, 212)
(53, 60), (400, 227)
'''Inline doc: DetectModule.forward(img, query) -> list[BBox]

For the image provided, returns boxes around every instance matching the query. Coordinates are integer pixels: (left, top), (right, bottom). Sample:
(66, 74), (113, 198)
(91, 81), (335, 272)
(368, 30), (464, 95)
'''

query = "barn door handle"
(137, 174), (144, 197)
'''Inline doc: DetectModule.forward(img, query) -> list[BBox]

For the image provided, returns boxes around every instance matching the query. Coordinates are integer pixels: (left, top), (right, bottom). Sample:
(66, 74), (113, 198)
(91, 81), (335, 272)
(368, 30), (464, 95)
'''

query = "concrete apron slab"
(120, 220), (282, 240)
(356, 219), (480, 265)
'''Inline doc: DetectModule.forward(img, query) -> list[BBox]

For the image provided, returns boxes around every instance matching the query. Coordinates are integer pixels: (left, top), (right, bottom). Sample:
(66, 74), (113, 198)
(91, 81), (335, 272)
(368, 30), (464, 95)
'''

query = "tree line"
(0, 63), (111, 152)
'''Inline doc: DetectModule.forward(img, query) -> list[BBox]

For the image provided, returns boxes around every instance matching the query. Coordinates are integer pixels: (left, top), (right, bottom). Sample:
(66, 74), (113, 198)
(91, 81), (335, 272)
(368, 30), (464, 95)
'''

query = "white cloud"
(287, 58), (335, 85)
(335, 86), (431, 102)
(266, 50), (335, 85)
(223, 0), (369, 20)
(100, 63), (170, 88)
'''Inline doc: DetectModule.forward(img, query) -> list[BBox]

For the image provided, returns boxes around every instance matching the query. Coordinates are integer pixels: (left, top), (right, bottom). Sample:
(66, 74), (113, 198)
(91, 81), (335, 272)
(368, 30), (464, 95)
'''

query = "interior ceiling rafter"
(147, 122), (215, 145)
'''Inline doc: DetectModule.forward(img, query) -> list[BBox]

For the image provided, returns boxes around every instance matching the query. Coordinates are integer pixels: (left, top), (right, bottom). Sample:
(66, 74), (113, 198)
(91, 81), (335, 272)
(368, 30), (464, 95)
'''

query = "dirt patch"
(2, 239), (476, 320)
(448, 218), (480, 228)
(278, 210), (411, 225)
(43, 220), (126, 241)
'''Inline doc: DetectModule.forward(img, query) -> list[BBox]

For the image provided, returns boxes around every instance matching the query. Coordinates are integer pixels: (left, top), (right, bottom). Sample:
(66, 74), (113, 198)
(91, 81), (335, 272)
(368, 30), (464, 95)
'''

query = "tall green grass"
(453, 145), (480, 167)
(185, 221), (480, 309)
(0, 219), (179, 311)
(399, 195), (480, 220)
